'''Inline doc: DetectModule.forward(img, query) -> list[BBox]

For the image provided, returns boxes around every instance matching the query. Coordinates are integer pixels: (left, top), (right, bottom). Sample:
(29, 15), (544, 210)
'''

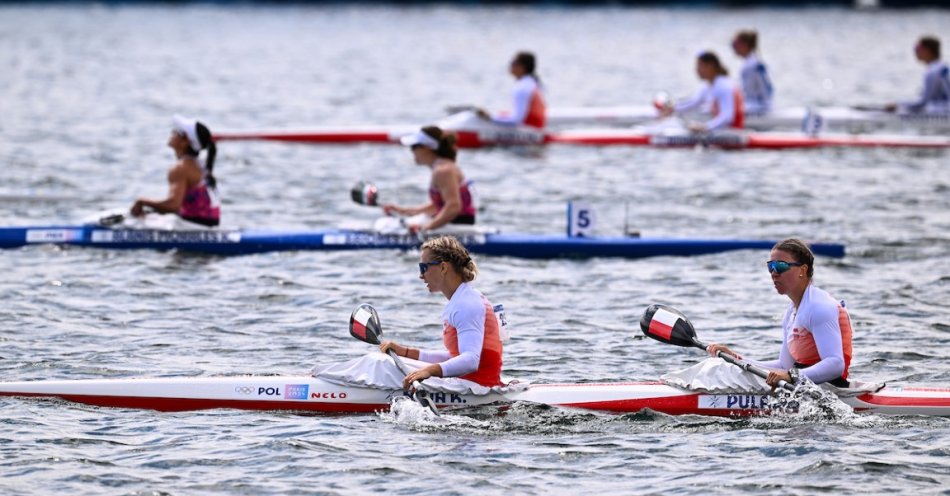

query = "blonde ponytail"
(420, 235), (477, 282)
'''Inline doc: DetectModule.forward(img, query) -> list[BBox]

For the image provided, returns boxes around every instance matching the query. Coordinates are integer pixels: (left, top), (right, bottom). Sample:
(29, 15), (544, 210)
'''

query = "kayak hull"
(212, 110), (950, 149)
(0, 226), (846, 259)
(1, 376), (947, 417)
(548, 129), (950, 149)
(548, 105), (950, 132)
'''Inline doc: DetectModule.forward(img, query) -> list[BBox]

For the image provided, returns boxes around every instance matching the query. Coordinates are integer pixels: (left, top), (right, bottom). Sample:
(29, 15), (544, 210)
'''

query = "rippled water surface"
(2, 4), (950, 495)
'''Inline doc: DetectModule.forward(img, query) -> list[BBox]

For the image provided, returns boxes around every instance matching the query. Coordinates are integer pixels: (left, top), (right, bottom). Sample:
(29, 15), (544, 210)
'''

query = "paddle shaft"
(852, 104), (891, 112)
(689, 337), (795, 392)
(385, 348), (440, 415)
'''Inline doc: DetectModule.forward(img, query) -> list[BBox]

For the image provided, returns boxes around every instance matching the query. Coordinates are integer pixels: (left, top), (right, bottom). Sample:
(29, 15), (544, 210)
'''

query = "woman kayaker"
(488, 51), (546, 128)
(707, 238), (853, 388)
(379, 235), (503, 389)
(886, 36), (950, 113)
(382, 126), (476, 233)
(130, 115), (220, 227)
(731, 30), (774, 115)
(661, 51), (745, 132)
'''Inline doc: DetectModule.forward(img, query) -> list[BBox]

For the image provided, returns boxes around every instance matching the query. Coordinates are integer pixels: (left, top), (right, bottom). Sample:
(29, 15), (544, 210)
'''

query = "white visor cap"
(399, 129), (440, 150)
(172, 114), (203, 152)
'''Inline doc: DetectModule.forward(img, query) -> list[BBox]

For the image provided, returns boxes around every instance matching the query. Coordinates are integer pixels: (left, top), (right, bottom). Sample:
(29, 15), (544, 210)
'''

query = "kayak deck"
(0, 376), (947, 417)
(0, 226), (847, 259)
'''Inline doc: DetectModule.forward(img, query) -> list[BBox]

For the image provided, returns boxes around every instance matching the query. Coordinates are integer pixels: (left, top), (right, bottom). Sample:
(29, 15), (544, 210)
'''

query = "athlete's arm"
(382, 202), (437, 218)
(902, 69), (940, 112)
(493, 80), (533, 126)
(422, 167), (462, 231)
(131, 162), (189, 216)
(435, 300), (486, 378)
(799, 307), (846, 383)
(673, 87), (707, 114)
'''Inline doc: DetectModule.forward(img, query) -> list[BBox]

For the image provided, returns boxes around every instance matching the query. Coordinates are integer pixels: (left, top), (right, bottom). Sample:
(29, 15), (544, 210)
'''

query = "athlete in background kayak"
(380, 236), (503, 389)
(707, 238), (853, 388)
(886, 36), (950, 113)
(130, 115), (220, 227)
(486, 51), (547, 128)
(660, 51), (745, 132)
(382, 126), (476, 233)
(732, 30), (774, 115)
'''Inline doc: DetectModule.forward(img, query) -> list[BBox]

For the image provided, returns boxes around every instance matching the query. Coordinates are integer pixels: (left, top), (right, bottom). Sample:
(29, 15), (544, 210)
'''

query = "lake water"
(1, 4), (949, 495)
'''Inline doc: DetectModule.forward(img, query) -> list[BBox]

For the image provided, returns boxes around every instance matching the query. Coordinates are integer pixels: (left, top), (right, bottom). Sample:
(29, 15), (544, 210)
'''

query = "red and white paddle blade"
(349, 304), (383, 345)
(652, 91), (671, 111)
(350, 181), (379, 206)
(640, 304), (697, 347)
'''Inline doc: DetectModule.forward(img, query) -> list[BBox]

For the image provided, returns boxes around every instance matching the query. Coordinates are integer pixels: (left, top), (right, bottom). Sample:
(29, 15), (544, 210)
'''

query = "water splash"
(758, 382), (900, 428)
(377, 397), (488, 432)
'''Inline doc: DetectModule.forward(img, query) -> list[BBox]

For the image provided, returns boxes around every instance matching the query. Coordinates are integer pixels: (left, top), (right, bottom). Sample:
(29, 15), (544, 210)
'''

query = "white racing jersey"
(902, 60), (950, 113)
(739, 54), (773, 115)
(674, 75), (743, 130)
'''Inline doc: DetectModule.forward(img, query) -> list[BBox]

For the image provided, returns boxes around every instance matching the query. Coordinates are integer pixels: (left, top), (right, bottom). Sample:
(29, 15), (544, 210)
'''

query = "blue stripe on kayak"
(0, 226), (845, 259)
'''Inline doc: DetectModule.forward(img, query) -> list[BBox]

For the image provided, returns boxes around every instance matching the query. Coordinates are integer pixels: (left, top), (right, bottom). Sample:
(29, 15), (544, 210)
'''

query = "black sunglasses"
(419, 260), (442, 275)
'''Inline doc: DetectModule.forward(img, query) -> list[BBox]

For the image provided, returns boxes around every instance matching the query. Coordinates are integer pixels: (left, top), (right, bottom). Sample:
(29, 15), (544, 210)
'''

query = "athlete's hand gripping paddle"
(639, 304), (796, 392)
(349, 304), (439, 415)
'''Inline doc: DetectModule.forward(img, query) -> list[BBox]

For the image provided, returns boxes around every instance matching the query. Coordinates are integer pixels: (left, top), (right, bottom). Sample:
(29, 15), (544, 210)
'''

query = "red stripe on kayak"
(213, 131), (395, 144)
(855, 392), (950, 407)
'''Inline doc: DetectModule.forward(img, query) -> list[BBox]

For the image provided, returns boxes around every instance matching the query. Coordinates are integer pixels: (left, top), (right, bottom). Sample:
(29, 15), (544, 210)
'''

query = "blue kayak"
(0, 225), (846, 259)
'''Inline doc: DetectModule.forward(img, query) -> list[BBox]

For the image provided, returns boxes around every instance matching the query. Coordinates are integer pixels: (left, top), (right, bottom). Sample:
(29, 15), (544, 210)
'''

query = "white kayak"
(548, 105), (950, 132)
(214, 110), (950, 150)
(1, 375), (948, 417)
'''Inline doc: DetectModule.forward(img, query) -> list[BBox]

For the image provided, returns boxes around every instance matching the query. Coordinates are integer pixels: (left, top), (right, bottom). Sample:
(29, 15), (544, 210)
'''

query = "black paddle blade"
(350, 181), (379, 206)
(349, 304), (383, 345)
(640, 304), (701, 349)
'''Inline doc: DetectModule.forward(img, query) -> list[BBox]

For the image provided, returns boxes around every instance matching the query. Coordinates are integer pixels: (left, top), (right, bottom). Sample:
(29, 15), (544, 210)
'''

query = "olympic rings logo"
(234, 386), (254, 395)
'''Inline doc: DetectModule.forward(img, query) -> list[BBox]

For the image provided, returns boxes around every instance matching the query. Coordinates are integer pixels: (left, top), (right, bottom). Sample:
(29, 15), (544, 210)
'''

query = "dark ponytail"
(195, 121), (217, 189)
(421, 125), (457, 161)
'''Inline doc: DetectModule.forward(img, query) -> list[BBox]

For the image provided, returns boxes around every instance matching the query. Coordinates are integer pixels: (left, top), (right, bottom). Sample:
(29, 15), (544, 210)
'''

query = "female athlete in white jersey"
(732, 30), (774, 115)
(886, 36), (950, 113)
(379, 236), (503, 389)
(707, 238), (853, 388)
(661, 51), (745, 132)
(485, 51), (547, 128)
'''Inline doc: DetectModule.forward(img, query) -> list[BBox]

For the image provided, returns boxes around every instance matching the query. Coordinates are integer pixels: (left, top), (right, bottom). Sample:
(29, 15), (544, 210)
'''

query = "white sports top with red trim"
(674, 75), (744, 130)
(753, 283), (854, 383)
(492, 75), (546, 128)
(418, 282), (503, 387)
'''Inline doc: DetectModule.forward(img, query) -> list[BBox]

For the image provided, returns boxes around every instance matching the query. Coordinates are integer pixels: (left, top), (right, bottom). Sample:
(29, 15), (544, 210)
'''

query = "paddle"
(348, 304), (440, 415)
(639, 304), (796, 392)
(350, 181), (380, 207)
(851, 104), (893, 112)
